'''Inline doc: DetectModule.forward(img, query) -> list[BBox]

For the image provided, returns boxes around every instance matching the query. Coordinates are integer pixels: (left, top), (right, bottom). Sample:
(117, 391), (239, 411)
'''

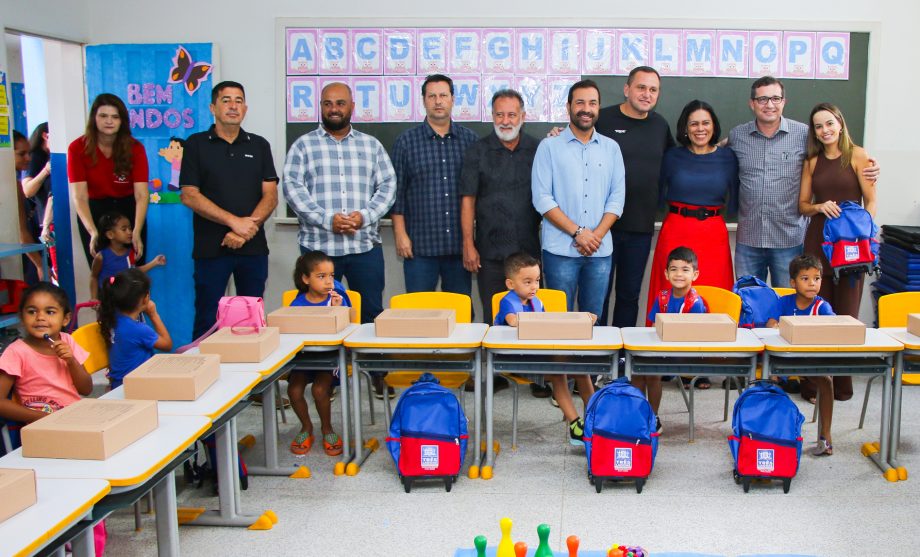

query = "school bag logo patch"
(421, 445), (439, 470)
(845, 244), (860, 262)
(757, 449), (775, 473)
(614, 447), (633, 472)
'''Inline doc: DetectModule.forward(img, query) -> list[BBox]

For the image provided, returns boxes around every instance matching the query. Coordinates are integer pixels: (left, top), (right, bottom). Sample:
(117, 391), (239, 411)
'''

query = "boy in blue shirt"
(642, 246), (708, 432)
(495, 252), (596, 445)
(766, 253), (837, 456)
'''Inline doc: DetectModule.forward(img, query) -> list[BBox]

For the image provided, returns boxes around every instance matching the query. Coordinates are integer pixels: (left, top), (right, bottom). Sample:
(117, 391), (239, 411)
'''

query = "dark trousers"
(326, 244), (386, 324)
(193, 254), (268, 339)
(600, 230), (653, 327)
(476, 258), (507, 324)
(77, 195), (146, 266)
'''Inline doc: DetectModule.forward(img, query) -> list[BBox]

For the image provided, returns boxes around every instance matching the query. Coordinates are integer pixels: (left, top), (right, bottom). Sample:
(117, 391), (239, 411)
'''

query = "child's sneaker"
(655, 417), (663, 434)
(811, 437), (833, 456)
(568, 417), (585, 446)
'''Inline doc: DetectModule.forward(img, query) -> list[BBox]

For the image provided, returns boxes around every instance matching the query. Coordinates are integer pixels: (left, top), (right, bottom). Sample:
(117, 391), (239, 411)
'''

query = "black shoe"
(372, 376), (395, 400)
(463, 377), (476, 392)
(530, 382), (552, 398)
(655, 417), (663, 434)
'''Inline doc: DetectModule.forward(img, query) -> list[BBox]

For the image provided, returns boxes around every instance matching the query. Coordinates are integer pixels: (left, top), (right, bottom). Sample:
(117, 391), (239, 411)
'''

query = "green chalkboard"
(284, 32), (869, 223)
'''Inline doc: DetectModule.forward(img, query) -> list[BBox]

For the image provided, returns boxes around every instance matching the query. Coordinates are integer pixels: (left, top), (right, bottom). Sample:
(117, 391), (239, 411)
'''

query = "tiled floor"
(102, 376), (918, 556)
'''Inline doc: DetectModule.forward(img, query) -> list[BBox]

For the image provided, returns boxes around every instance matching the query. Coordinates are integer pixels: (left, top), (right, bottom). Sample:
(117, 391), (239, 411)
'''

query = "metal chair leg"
(812, 390), (820, 423)
(723, 379), (730, 422)
(859, 375), (879, 429)
(510, 381), (519, 450)
(134, 501), (142, 530)
(275, 382), (287, 424)
(360, 370), (376, 425)
(146, 491), (154, 513)
(383, 390), (392, 432)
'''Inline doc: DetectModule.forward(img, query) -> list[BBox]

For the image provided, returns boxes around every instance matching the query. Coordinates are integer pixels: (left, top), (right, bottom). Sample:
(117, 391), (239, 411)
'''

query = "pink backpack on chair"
(178, 296), (266, 353)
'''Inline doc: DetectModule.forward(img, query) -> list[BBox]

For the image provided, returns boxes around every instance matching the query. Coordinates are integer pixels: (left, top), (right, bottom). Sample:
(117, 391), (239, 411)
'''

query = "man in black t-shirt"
(595, 66), (675, 330)
(180, 81), (278, 339)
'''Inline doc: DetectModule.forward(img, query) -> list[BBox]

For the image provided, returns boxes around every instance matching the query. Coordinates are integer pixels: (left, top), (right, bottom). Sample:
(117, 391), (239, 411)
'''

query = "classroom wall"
(6, 1), (918, 321)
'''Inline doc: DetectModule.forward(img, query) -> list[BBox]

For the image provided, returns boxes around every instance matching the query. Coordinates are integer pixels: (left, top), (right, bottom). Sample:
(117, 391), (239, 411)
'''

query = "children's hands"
(51, 338), (75, 362)
(588, 312), (598, 324)
(329, 291), (343, 306)
(145, 299), (159, 315)
(506, 314), (519, 327)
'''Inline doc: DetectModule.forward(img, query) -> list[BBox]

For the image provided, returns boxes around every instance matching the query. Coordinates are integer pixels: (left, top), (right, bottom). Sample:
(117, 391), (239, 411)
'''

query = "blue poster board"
(85, 43), (216, 347)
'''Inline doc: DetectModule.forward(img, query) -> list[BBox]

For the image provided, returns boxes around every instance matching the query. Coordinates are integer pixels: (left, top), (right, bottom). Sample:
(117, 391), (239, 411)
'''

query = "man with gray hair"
(460, 88), (541, 325)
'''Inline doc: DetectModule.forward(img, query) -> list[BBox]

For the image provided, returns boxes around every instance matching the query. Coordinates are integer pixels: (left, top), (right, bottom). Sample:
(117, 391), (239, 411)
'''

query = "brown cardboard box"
(374, 309), (456, 338)
(907, 314), (920, 337)
(198, 327), (281, 363)
(655, 313), (738, 342)
(517, 312), (594, 340)
(122, 354), (221, 401)
(778, 315), (866, 345)
(267, 306), (351, 334)
(21, 399), (158, 460)
(0, 468), (36, 523)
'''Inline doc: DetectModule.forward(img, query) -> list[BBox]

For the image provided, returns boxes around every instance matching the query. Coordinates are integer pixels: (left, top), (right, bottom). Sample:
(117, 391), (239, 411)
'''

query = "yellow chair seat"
(384, 371), (469, 390)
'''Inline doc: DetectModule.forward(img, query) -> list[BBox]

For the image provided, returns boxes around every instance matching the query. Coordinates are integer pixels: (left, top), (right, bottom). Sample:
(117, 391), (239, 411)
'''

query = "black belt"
(669, 205), (722, 221)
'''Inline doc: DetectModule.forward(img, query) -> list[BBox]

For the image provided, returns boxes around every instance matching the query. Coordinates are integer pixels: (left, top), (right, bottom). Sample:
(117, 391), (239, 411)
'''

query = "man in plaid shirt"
(390, 74), (479, 299)
(282, 82), (396, 324)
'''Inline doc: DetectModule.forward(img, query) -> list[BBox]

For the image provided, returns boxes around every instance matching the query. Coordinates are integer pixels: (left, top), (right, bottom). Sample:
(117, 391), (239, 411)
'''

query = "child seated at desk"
(643, 246), (709, 433)
(98, 268), (172, 390)
(287, 250), (350, 456)
(0, 282), (107, 554)
(495, 252), (596, 446)
(766, 253), (838, 456)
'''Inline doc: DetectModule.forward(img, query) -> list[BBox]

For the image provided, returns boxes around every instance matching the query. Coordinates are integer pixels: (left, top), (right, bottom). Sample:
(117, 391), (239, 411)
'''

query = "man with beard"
(531, 80), (625, 318)
(460, 89), (541, 324)
(282, 81), (396, 325)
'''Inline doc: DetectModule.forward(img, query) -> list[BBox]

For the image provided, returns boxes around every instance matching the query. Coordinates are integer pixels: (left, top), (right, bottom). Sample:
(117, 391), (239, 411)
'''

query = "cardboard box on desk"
(655, 313), (738, 342)
(907, 314), (920, 337)
(779, 315), (866, 345)
(517, 312), (593, 340)
(198, 327), (281, 363)
(374, 309), (456, 338)
(123, 354), (220, 401)
(0, 468), (36, 523)
(21, 399), (158, 460)
(267, 306), (350, 334)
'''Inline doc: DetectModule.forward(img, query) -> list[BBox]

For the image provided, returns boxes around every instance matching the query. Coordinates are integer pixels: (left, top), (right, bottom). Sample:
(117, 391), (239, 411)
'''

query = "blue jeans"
(193, 254), (268, 339)
(734, 243), (803, 287)
(303, 244), (386, 324)
(403, 254), (472, 297)
(541, 250), (612, 316)
(600, 230), (653, 327)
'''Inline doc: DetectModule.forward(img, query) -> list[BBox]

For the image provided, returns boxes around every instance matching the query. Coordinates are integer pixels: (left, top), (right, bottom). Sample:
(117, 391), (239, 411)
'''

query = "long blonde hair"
(806, 102), (855, 168)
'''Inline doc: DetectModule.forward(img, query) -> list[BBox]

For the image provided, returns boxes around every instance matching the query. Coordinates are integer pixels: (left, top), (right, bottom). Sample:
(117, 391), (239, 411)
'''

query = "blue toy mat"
(881, 242), (920, 262)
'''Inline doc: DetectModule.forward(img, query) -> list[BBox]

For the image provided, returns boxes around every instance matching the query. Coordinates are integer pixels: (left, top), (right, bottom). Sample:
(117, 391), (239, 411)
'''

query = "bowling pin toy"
(534, 523), (554, 557)
(514, 541), (528, 557)
(497, 517), (515, 557)
(566, 535), (579, 557)
(474, 535), (487, 557)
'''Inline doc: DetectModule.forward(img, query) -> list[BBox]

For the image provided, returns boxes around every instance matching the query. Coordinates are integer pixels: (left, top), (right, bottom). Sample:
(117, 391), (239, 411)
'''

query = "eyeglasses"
(753, 96), (784, 106)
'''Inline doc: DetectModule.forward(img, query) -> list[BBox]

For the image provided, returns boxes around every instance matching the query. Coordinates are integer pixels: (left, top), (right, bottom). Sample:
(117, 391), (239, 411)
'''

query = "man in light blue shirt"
(531, 79), (626, 316)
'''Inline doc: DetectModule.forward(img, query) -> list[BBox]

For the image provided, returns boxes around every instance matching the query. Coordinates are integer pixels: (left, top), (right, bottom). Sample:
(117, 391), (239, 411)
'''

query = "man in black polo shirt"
(180, 81), (279, 339)
(596, 66), (675, 329)
(460, 89), (541, 324)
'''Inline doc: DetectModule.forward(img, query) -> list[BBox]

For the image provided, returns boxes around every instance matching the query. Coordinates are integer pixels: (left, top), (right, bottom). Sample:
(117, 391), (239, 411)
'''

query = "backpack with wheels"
(385, 373), (468, 492)
(822, 201), (880, 283)
(728, 381), (804, 493)
(732, 275), (781, 328)
(583, 377), (659, 493)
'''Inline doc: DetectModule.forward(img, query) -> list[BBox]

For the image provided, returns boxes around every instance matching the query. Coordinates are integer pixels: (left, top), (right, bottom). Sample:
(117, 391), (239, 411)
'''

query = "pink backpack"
(178, 296), (266, 353)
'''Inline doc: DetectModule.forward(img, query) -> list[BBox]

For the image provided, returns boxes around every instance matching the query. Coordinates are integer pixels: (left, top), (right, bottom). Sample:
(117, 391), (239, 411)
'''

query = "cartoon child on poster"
(158, 137), (184, 191)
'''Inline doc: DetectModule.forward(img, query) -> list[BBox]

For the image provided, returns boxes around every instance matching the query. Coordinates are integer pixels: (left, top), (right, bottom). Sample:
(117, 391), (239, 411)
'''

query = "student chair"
(687, 285), (743, 419)
(858, 292), (920, 429)
(381, 292), (473, 431)
(281, 288), (365, 424)
(769, 286), (815, 419)
(772, 287), (796, 297)
(490, 289), (567, 449)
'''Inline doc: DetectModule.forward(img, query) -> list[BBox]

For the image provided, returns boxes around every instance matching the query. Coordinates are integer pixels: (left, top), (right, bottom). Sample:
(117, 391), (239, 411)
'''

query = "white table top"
(0, 414), (210, 487)
(0, 477), (110, 557)
(344, 322), (489, 349)
(102, 371), (261, 420)
(191, 330), (351, 377)
(753, 327), (904, 352)
(621, 327), (764, 352)
(880, 327), (920, 350)
(482, 325), (622, 350)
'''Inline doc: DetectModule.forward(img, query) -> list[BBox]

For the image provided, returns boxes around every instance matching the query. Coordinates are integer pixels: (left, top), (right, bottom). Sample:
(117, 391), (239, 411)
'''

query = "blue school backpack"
(822, 201), (880, 283)
(583, 377), (659, 493)
(385, 373), (468, 492)
(727, 381), (804, 493)
(732, 275), (781, 328)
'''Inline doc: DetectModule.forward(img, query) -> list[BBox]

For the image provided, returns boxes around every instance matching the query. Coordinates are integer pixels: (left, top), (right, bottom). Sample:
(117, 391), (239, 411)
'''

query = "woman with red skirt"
(646, 100), (739, 389)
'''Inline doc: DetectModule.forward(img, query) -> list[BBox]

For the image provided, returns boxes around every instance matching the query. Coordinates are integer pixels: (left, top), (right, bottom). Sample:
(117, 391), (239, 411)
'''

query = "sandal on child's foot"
(812, 437), (833, 456)
(290, 432), (314, 456)
(323, 432), (343, 456)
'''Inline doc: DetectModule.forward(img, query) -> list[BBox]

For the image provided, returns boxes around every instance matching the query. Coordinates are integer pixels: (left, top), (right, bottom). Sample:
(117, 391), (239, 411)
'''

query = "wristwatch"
(572, 226), (585, 239)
